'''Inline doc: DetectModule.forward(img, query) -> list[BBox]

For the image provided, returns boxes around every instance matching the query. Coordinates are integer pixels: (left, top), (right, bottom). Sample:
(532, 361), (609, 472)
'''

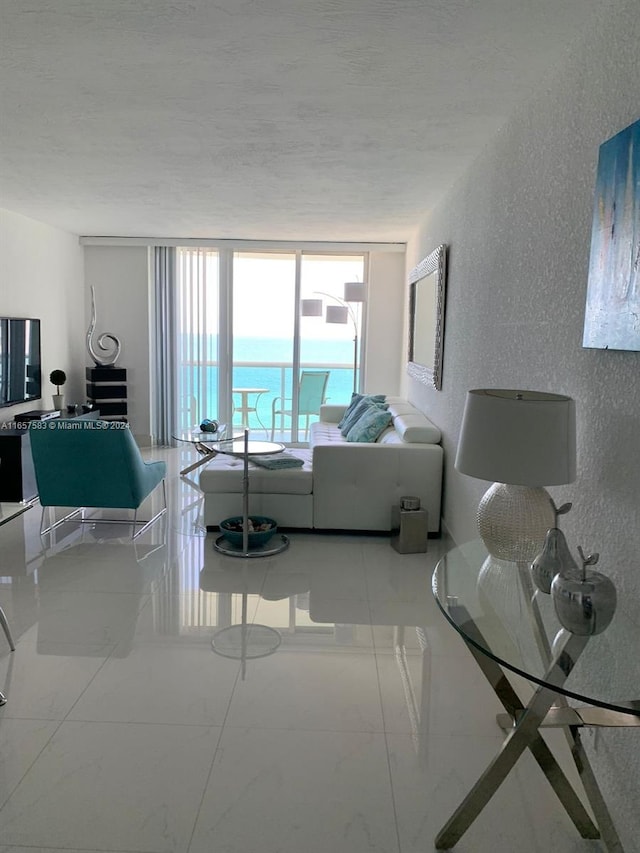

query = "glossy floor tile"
(0, 447), (612, 852)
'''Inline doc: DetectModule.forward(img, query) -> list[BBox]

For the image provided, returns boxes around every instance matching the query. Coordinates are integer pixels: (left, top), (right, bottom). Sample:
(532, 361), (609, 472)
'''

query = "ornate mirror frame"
(407, 244), (447, 391)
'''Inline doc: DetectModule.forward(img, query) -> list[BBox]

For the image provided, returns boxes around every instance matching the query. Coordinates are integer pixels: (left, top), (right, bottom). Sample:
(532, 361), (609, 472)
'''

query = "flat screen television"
(0, 317), (42, 407)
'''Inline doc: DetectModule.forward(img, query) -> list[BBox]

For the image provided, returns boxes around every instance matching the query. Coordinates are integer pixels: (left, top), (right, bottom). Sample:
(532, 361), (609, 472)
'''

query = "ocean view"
(178, 336), (356, 432)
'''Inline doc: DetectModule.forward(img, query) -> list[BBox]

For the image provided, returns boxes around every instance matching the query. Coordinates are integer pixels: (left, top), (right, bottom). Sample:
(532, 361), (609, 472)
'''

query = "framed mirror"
(407, 244), (447, 391)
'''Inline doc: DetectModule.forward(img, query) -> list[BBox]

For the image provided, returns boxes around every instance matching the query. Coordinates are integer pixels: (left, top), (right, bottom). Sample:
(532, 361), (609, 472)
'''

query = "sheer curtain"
(176, 248), (221, 431)
(152, 247), (222, 443)
(151, 247), (177, 445)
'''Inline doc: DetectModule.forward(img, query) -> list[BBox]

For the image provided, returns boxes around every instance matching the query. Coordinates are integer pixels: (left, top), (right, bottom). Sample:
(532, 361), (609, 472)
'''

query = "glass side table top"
(216, 438), (285, 456)
(172, 424), (241, 444)
(432, 540), (640, 716)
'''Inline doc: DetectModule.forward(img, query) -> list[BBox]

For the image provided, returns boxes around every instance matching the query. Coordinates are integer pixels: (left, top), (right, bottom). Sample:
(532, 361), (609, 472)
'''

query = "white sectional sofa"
(199, 397), (443, 533)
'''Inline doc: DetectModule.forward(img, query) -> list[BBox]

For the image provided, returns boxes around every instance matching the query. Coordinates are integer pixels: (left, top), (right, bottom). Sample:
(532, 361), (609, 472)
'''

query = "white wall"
(404, 0), (639, 843)
(84, 246), (151, 444)
(0, 209), (85, 416)
(364, 251), (405, 395)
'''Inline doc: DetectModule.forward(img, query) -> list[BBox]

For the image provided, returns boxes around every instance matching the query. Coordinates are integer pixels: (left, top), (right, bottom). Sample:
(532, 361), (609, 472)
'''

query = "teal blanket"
(249, 453), (304, 469)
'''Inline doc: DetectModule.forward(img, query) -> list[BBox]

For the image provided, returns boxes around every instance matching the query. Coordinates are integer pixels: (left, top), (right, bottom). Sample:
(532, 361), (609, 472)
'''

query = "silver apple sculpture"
(551, 546), (617, 636)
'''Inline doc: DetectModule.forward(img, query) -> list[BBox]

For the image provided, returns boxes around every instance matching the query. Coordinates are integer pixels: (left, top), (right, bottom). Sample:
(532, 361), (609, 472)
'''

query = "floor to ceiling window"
(232, 252), (296, 439)
(175, 246), (366, 443)
(299, 254), (366, 405)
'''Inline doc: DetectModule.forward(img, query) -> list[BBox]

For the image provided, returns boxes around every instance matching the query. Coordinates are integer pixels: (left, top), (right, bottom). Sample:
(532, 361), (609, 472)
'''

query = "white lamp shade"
(300, 299), (323, 317)
(325, 305), (349, 324)
(344, 281), (365, 303)
(455, 389), (576, 486)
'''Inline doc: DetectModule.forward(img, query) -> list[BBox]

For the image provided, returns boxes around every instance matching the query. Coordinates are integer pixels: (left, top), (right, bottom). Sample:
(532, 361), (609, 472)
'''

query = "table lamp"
(455, 389), (576, 563)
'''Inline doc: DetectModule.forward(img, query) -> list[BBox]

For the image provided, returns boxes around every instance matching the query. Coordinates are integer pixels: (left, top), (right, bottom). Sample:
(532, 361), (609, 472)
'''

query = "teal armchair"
(29, 420), (167, 539)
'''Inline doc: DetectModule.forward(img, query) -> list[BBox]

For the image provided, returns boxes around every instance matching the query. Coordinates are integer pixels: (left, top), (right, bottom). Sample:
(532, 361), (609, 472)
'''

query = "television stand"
(16, 410), (60, 422)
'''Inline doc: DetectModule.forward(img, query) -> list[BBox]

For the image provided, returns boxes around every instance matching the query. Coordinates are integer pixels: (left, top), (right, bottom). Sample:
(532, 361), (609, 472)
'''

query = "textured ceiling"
(0, 0), (604, 241)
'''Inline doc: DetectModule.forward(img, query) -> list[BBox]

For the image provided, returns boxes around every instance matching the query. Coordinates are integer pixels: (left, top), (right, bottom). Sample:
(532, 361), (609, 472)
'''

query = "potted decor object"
(50, 369), (67, 410)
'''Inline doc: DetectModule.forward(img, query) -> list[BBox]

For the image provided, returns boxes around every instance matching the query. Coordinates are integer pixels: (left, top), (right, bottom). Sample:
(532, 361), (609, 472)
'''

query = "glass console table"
(432, 540), (639, 852)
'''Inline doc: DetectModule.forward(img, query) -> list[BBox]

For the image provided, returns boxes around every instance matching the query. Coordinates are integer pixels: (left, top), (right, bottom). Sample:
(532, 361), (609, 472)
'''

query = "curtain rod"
(78, 236), (406, 252)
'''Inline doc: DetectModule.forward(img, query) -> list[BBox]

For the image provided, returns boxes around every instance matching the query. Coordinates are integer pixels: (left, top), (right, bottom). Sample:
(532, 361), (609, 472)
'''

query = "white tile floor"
(0, 447), (608, 852)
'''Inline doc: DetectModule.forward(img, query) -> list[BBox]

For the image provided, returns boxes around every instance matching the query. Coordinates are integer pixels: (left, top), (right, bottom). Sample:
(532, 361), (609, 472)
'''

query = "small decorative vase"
(551, 547), (617, 636)
(52, 394), (64, 410)
(530, 501), (574, 593)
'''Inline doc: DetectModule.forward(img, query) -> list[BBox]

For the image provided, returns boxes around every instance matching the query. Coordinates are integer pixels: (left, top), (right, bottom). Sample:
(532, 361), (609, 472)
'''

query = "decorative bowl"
(219, 516), (278, 548)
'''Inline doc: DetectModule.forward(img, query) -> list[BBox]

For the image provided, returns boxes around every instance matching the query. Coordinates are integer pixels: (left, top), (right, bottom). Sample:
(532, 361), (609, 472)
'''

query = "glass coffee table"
(432, 540), (639, 852)
(173, 424), (242, 476)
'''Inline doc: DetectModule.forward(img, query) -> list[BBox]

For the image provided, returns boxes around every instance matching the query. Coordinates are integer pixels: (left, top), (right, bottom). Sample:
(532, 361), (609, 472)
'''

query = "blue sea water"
(178, 336), (356, 430)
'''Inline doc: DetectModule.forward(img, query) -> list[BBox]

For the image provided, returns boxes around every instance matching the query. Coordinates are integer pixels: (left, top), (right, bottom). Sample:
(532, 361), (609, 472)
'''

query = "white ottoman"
(199, 448), (314, 529)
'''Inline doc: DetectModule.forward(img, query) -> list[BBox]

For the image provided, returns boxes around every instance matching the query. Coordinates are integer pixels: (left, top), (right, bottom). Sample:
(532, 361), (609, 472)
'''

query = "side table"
(172, 424), (238, 476)
(213, 431), (290, 558)
(232, 387), (269, 434)
(432, 541), (639, 852)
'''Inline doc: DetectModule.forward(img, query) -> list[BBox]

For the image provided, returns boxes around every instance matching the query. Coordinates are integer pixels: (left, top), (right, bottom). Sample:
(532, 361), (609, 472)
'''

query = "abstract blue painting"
(583, 118), (640, 351)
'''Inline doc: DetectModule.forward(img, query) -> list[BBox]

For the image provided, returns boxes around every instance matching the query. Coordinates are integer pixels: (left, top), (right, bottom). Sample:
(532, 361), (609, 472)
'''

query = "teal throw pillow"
(338, 393), (386, 429)
(337, 393), (363, 429)
(346, 406), (393, 442)
(339, 398), (387, 436)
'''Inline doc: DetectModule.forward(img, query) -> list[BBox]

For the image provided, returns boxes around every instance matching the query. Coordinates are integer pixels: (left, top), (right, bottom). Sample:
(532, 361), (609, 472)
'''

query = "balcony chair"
(29, 420), (167, 539)
(270, 370), (330, 441)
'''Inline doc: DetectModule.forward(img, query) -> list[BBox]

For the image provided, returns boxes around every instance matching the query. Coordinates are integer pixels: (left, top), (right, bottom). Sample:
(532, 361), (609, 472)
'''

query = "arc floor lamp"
(300, 282), (366, 394)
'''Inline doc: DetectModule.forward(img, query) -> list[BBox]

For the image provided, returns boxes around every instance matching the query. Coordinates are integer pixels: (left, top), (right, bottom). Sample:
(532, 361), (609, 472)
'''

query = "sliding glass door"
(174, 246), (366, 443)
(299, 254), (365, 406)
(232, 252), (296, 438)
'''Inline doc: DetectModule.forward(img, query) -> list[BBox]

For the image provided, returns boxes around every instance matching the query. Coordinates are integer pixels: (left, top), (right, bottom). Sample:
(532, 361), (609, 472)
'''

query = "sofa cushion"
(337, 393), (362, 428)
(386, 401), (441, 444)
(337, 393), (386, 429)
(346, 407), (393, 442)
(340, 398), (387, 436)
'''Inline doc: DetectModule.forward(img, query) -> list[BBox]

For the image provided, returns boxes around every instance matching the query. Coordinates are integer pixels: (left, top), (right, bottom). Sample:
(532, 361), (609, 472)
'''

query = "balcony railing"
(178, 359), (355, 443)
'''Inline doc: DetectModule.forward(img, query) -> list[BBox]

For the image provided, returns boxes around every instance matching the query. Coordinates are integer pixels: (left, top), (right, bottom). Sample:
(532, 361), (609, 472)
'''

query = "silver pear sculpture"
(530, 501), (574, 594)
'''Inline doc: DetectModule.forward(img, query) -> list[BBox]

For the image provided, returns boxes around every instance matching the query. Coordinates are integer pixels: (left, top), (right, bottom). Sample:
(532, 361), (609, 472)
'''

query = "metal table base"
(435, 605), (627, 852)
(213, 430), (288, 559)
(214, 533), (290, 558)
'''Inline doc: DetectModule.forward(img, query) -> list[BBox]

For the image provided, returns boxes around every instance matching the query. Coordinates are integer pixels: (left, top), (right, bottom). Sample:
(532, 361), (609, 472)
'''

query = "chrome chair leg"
(0, 605), (15, 651)
(132, 478), (168, 539)
(0, 605), (16, 707)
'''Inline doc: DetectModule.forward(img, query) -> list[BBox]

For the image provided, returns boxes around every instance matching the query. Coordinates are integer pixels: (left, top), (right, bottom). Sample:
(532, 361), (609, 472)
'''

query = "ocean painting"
(583, 118), (640, 351)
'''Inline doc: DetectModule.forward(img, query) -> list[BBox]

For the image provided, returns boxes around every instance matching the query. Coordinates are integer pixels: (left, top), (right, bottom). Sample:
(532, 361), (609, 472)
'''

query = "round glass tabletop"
(432, 540), (640, 716)
(216, 438), (285, 456)
(172, 424), (241, 444)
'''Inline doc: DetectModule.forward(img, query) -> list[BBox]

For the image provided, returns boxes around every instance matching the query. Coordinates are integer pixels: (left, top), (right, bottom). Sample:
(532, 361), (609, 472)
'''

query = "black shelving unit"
(86, 366), (128, 421)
